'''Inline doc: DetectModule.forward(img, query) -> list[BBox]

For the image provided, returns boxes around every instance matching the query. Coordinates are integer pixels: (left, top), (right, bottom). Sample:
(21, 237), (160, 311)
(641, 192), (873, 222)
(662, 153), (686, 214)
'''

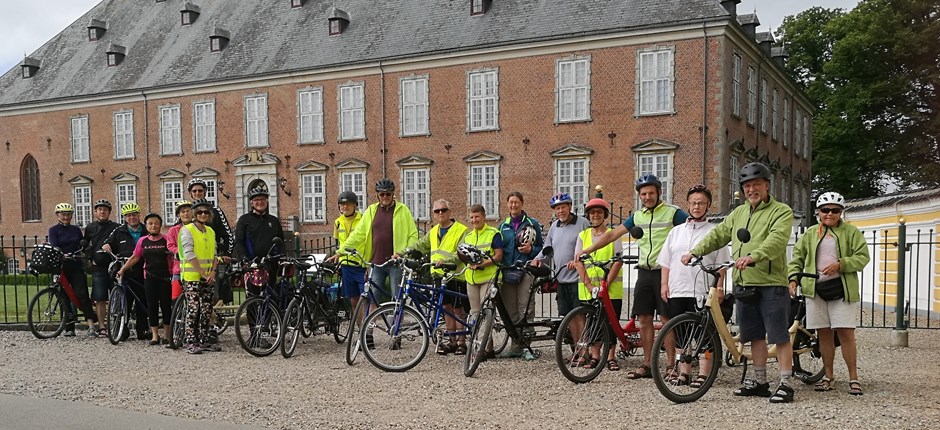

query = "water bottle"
(328, 283), (339, 302)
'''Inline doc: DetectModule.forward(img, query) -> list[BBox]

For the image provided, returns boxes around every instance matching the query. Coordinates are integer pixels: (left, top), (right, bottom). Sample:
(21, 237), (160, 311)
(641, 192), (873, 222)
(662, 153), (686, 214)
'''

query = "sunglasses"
(195, 210), (211, 215)
(818, 207), (843, 214)
(378, 192), (393, 197)
(433, 208), (449, 214)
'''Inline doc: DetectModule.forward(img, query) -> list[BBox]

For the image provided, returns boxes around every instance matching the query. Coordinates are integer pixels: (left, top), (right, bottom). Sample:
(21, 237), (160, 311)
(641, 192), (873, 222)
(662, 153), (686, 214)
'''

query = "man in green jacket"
(683, 162), (796, 403)
(339, 178), (418, 298)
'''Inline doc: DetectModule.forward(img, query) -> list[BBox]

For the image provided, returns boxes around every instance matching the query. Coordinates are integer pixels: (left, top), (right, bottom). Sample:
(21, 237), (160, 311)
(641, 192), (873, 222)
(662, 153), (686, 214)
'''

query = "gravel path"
(0, 328), (938, 429)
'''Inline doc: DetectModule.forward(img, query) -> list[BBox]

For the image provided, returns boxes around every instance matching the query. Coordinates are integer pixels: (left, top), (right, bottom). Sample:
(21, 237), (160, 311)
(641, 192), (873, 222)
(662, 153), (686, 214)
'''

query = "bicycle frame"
(393, 259), (472, 342)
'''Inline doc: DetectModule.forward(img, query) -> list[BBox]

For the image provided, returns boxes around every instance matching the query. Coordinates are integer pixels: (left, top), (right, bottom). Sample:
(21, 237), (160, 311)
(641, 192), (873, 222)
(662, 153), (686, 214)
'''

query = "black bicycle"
(279, 258), (351, 358)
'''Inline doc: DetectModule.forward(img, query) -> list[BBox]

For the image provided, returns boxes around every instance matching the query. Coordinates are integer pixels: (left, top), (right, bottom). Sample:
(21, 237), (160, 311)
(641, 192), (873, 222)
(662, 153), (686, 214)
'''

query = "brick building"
(0, 0), (812, 246)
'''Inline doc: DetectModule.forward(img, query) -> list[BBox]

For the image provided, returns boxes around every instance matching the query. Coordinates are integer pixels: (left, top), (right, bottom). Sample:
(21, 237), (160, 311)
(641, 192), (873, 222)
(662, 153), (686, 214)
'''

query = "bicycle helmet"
(516, 225), (537, 246)
(457, 243), (486, 265)
(175, 200), (193, 215)
(143, 212), (163, 225)
(816, 191), (845, 208)
(549, 193), (573, 208)
(187, 177), (207, 191)
(635, 174), (662, 192)
(687, 184), (713, 202)
(738, 162), (772, 185)
(191, 198), (213, 211)
(120, 202), (141, 216)
(584, 198), (611, 217)
(338, 191), (359, 206)
(54, 203), (74, 213)
(248, 185), (269, 200)
(94, 199), (112, 211)
(375, 178), (396, 192)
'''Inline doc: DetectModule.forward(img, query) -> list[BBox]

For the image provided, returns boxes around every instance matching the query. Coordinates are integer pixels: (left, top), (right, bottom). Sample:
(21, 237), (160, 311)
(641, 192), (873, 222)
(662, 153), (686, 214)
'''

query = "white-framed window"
(113, 110), (134, 159)
(637, 153), (672, 204)
(556, 158), (588, 214)
(245, 94), (268, 148)
(729, 155), (739, 207)
(162, 181), (183, 225)
(637, 47), (675, 115)
(70, 116), (90, 163)
(401, 168), (430, 221)
(556, 57), (591, 123)
(771, 89), (779, 140)
(747, 66), (757, 125)
(72, 186), (92, 227)
(300, 173), (326, 223)
(400, 76), (429, 136)
(783, 97), (790, 148)
(781, 176), (789, 204)
(469, 164), (499, 219)
(794, 109), (803, 157)
(116, 183), (137, 210)
(193, 100), (216, 152)
(298, 87), (324, 144)
(731, 53), (742, 117)
(803, 115), (810, 157)
(160, 104), (182, 155)
(340, 170), (367, 209)
(467, 69), (499, 131)
(760, 79), (768, 134)
(339, 83), (365, 140)
(471, 0), (485, 15)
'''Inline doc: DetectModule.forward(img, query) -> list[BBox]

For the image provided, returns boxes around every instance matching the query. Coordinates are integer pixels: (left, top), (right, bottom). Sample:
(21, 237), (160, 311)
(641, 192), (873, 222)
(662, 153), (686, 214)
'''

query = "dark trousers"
(145, 276), (172, 327)
(124, 272), (149, 339)
(62, 261), (97, 330)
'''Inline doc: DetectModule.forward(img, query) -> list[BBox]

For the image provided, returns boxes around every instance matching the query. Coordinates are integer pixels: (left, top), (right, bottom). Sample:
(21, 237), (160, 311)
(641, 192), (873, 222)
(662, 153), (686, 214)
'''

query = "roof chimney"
(771, 46), (789, 68)
(737, 13), (759, 39)
(721, 0), (741, 19)
(756, 32), (775, 56)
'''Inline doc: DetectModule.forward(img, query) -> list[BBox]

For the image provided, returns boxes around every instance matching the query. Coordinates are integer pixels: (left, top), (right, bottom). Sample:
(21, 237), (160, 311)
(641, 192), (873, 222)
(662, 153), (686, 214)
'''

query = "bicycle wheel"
(651, 313), (722, 403)
(490, 312), (509, 354)
(464, 307), (495, 377)
(235, 296), (282, 357)
(27, 287), (67, 339)
(332, 297), (352, 344)
(167, 296), (188, 350)
(554, 304), (609, 384)
(360, 303), (429, 372)
(280, 298), (304, 358)
(345, 296), (369, 366)
(107, 287), (127, 345)
(792, 329), (825, 384)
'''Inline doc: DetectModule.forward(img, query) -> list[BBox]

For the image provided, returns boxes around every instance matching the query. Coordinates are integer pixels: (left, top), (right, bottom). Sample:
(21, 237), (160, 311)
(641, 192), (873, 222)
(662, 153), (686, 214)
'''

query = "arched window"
(20, 155), (42, 221)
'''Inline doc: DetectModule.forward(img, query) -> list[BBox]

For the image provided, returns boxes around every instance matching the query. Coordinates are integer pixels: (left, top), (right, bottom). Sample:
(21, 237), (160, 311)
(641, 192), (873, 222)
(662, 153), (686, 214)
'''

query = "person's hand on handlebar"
(565, 260), (577, 270)
(680, 253), (694, 266)
(734, 255), (754, 271)
(788, 280), (798, 298)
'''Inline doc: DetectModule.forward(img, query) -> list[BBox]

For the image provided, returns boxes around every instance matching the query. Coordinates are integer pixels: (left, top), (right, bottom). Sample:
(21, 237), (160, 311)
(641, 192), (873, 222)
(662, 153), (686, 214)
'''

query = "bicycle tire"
(792, 329), (826, 384)
(490, 312), (509, 354)
(280, 298), (303, 358)
(554, 304), (609, 384)
(332, 297), (352, 344)
(464, 307), (495, 377)
(651, 313), (722, 403)
(234, 296), (282, 357)
(167, 295), (187, 350)
(107, 287), (127, 345)
(360, 303), (429, 372)
(345, 296), (369, 366)
(27, 287), (67, 339)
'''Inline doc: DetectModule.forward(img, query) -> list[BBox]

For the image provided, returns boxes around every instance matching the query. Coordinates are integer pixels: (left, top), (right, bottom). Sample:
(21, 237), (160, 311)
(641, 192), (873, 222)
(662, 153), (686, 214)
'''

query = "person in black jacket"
(82, 199), (120, 334)
(234, 184), (284, 296)
(188, 178), (235, 303)
(102, 203), (149, 341)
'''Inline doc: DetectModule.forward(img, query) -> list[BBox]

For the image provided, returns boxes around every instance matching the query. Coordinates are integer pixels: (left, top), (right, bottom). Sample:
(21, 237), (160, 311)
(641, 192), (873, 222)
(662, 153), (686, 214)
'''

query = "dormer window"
(181, 2), (201, 26)
(471, 0), (492, 15)
(290, 0), (305, 8)
(21, 57), (40, 79)
(328, 7), (350, 35)
(209, 28), (230, 52)
(106, 43), (126, 67)
(87, 19), (107, 42)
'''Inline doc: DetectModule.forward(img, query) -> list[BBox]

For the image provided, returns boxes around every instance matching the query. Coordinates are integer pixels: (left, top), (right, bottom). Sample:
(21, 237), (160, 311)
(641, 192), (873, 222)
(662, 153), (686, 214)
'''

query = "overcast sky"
(1, 0), (860, 76)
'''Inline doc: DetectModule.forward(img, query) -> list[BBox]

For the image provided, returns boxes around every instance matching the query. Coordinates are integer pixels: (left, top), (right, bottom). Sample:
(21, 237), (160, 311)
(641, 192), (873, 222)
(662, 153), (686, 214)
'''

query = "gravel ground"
(0, 327), (938, 429)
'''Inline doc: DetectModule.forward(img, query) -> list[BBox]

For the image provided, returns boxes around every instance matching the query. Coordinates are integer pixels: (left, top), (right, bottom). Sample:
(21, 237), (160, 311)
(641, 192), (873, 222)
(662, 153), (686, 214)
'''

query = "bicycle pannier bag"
(814, 277), (845, 301)
(538, 278), (558, 294)
(734, 285), (761, 304)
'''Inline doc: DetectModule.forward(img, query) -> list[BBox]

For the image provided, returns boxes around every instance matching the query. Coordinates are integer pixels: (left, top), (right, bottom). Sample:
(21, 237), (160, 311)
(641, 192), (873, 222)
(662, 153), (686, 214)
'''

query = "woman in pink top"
(167, 201), (193, 300)
(118, 213), (174, 345)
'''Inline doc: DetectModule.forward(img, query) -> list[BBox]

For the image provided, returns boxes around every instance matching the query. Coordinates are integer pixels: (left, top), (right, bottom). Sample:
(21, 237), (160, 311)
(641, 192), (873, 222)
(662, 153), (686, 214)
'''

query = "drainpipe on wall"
(143, 91), (152, 211)
(379, 61), (387, 178)
(701, 23), (709, 185)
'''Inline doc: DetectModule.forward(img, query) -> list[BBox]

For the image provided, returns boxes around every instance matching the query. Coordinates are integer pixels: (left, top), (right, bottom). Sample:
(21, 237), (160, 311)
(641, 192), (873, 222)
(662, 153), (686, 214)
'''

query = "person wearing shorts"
(83, 199), (119, 336)
(328, 191), (366, 311)
(534, 193), (589, 317)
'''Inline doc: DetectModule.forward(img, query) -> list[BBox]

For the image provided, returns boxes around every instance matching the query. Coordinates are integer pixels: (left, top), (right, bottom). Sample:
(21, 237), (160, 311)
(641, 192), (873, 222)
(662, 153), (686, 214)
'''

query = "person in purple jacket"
(48, 203), (99, 337)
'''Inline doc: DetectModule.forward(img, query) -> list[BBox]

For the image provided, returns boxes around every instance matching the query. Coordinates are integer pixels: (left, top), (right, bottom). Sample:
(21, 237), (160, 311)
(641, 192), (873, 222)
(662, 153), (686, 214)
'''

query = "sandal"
(436, 342), (454, 355)
(690, 374), (709, 388)
(582, 357), (600, 369)
(454, 343), (468, 355)
(97, 328), (108, 338)
(672, 373), (691, 385)
(605, 359), (621, 371)
(626, 364), (652, 379)
(814, 377), (834, 392)
(848, 380), (863, 396)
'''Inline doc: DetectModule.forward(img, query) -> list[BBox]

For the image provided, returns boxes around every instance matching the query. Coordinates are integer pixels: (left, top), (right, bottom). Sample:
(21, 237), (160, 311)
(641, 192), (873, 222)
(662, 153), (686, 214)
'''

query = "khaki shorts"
(805, 294), (857, 329)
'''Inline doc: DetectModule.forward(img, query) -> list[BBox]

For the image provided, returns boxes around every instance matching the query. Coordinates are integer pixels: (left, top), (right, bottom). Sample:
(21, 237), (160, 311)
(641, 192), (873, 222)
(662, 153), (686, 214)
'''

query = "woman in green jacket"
(787, 192), (870, 395)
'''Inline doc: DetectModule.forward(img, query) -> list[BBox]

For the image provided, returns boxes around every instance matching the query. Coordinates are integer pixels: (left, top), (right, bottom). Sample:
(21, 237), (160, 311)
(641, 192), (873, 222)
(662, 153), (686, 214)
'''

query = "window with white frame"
(298, 88), (324, 144)
(467, 69), (499, 131)
(794, 109), (802, 157)
(760, 79), (768, 133)
(339, 83), (365, 140)
(72, 186), (92, 227)
(70, 116), (90, 163)
(113, 111), (134, 159)
(803, 115), (810, 157)
(401, 168), (430, 220)
(116, 183), (137, 209)
(300, 173), (326, 223)
(471, 0), (485, 15)
(162, 181), (183, 225)
(556, 57), (591, 122)
(771, 89), (779, 140)
(783, 97), (790, 148)
(747, 66), (757, 125)
(732, 53), (742, 117)
(556, 158), (588, 213)
(729, 155), (739, 207)
(781, 176), (789, 204)
(637, 47), (675, 115)
(245, 95), (268, 148)
(400, 77), (429, 136)
(637, 153), (672, 204)
(160, 105), (182, 155)
(194, 101), (216, 152)
(469, 164), (499, 219)
(340, 170), (366, 209)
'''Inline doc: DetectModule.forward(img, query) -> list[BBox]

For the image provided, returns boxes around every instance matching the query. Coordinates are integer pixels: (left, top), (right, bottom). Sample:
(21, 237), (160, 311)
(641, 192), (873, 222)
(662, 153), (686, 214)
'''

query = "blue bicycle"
(341, 249), (398, 366)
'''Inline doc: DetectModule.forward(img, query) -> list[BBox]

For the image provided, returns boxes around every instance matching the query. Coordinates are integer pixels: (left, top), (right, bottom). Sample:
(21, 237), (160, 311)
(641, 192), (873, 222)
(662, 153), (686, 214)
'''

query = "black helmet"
(635, 174), (662, 192)
(738, 162), (771, 186)
(338, 191), (358, 205)
(248, 184), (269, 200)
(375, 178), (395, 192)
(687, 184), (713, 202)
(192, 199), (213, 211)
(143, 212), (163, 225)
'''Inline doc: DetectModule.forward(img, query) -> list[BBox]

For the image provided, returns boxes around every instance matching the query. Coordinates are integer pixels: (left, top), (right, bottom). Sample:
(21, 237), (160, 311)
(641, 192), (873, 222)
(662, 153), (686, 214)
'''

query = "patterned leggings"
(184, 281), (213, 345)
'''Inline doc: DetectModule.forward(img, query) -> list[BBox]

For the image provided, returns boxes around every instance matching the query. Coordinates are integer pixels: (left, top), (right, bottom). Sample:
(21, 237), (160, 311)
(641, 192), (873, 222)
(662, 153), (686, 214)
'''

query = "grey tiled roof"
(0, 0), (730, 107)
(737, 13), (760, 26)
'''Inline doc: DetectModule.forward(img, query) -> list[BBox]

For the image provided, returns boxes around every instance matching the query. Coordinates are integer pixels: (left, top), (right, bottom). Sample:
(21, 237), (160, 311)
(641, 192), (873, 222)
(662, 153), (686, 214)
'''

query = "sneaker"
(365, 333), (375, 350)
(769, 383), (795, 403)
(521, 349), (538, 361)
(185, 344), (204, 355)
(63, 330), (76, 337)
(86, 328), (98, 337)
(498, 345), (524, 359)
(200, 343), (222, 352)
(733, 379), (771, 397)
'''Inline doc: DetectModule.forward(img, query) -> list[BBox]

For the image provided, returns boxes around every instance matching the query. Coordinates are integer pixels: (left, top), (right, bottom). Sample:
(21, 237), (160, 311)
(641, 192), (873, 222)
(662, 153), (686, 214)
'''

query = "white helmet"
(516, 225), (537, 246)
(816, 191), (845, 209)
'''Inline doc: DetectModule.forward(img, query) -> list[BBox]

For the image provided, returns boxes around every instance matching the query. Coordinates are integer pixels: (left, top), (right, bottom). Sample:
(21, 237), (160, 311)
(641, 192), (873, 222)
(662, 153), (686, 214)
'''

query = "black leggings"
(62, 261), (97, 329)
(145, 276), (172, 327)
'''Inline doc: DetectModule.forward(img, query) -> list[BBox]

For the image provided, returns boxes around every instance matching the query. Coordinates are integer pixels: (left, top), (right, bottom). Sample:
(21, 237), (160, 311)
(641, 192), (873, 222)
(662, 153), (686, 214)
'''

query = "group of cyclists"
(41, 160), (869, 400)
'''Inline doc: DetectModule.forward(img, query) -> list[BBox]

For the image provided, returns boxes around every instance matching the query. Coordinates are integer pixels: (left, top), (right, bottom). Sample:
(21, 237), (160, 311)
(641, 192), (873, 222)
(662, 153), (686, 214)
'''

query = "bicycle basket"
(30, 244), (64, 274)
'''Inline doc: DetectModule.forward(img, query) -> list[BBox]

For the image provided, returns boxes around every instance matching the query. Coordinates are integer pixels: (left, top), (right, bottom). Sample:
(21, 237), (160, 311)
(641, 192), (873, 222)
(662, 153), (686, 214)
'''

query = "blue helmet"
(635, 174), (662, 192)
(549, 193), (573, 208)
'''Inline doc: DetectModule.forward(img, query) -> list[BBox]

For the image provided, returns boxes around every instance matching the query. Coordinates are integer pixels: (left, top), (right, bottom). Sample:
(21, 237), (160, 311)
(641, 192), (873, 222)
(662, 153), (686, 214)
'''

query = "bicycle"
(279, 257), (352, 358)
(167, 258), (244, 350)
(233, 241), (295, 357)
(106, 251), (151, 345)
(650, 257), (825, 403)
(339, 249), (396, 366)
(26, 244), (93, 339)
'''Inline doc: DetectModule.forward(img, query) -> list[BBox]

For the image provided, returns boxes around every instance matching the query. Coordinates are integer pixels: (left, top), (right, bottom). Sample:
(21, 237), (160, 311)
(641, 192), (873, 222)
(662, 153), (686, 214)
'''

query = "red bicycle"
(26, 244), (93, 339)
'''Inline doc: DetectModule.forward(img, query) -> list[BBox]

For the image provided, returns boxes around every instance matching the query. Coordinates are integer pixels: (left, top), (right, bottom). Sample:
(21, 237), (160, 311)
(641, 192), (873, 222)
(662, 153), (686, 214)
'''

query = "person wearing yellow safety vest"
(460, 204), (503, 361)
(337, 178), (418, 298)
(397, 199), (470, 355)
(573, 197), (624, 371)
(178, 199), (218, 355)
(327, 191), (366, 311)
(576, 174), (688, 379)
